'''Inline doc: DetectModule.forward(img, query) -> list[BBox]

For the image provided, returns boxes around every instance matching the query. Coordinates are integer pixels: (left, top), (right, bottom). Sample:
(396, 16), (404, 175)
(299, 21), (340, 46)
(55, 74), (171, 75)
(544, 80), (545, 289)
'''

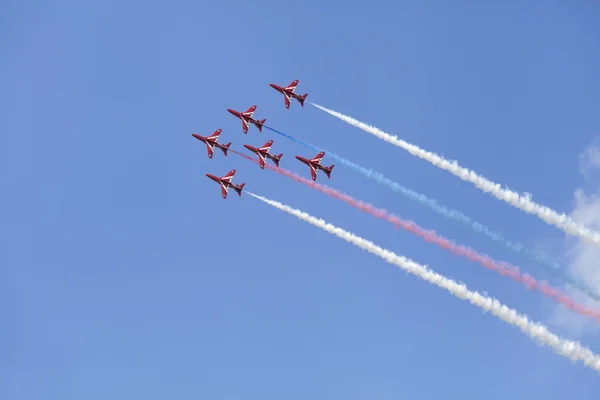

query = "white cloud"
(579, 137), (600, 185)
(550, 141), (600, 336)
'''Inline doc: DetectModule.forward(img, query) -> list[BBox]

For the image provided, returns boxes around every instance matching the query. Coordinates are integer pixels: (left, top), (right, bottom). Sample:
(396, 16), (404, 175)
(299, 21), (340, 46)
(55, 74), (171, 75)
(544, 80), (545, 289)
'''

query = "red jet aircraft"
(295, 151), (334, 181)
(269, 79), (308, 109)
(243, 140), (282, 169)
(227, 105), (266, 134)
(206, 169), (246, 199)
(192, 129), (231, 159)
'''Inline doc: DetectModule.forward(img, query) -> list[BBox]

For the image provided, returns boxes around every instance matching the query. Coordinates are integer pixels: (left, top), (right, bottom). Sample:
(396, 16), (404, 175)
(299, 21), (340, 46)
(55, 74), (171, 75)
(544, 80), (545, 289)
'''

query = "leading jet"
(269, 79), (308, 109)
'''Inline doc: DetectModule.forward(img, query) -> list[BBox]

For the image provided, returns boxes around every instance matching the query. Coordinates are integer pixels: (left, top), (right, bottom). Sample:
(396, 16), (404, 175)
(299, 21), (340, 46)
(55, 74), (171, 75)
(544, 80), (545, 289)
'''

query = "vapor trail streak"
(230, 149), (600, 322)
(309, 102), (600, 248)
(261, 125), (598, 301)
(246, 191), (600, 374)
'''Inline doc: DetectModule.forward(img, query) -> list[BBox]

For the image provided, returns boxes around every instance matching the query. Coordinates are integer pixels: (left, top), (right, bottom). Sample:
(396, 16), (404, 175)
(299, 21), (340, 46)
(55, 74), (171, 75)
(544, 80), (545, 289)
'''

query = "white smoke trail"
(246, 191), (600, 373)
(310, 102), (600, 248)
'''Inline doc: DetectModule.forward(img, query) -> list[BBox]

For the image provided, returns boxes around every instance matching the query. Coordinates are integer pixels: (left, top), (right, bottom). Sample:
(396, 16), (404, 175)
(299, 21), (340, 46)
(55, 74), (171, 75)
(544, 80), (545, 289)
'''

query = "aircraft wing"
(208, 128), (222, 139)
(311, 151), (325, 165)
(285, 80), (299, 92)
(241, 118), (249, 134)
(242, 105), (256, 117)
(283, 93), (291, 109)
(206, 142), (215, 159)
(259, 140), (273, 152)
(257, 151), (266, 169)
(221, 169), (236, 182)
(309, 164), (317, 181)
(220, 182), (229, 199)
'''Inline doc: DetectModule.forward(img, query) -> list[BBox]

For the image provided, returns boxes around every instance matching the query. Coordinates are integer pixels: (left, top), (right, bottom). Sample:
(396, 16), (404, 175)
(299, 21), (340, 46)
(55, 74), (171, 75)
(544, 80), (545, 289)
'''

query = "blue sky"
(2, 0), (600, 398)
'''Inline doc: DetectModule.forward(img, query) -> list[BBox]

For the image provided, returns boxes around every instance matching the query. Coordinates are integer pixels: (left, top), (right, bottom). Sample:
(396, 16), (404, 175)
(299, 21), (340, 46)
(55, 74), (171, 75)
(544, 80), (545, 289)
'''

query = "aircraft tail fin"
(257, 119), (266, 132)
(273, 153), (283, 167)
(299, 93), (308, 107)
(324, 165), (334, 179)
(234, 183), (246, 197)
(221, 142), (231, 156)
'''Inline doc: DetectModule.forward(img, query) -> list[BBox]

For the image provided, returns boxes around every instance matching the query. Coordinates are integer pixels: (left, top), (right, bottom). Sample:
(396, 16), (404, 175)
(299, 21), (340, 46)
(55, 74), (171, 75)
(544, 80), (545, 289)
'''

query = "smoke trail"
(309, 102), (600, 248)
(230, 149), (600, 321)
(245, 191), (600, 373)
(262, 125), (600, 301)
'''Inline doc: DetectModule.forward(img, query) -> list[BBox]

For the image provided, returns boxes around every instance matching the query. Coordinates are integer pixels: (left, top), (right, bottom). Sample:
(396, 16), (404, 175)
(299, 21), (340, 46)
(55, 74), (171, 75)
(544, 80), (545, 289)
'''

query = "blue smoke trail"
(263, 125), (600, 301)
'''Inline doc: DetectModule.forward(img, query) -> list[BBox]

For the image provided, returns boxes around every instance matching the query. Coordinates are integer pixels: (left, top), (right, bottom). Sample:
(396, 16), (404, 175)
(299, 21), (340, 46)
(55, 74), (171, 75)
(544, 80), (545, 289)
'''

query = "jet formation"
(193, 80), (335, 199)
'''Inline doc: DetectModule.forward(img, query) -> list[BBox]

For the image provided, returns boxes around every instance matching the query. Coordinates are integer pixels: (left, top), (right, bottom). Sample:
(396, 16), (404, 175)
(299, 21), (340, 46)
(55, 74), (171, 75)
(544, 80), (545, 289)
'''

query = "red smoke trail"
(230, 149), (600, 323)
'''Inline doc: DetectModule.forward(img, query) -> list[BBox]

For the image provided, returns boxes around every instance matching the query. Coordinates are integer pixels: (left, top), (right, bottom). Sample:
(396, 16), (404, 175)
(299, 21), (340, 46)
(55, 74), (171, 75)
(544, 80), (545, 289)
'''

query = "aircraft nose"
(227, 108), (235, 115)
(192, 133), (201, 140)
(269, 83), (276, 88)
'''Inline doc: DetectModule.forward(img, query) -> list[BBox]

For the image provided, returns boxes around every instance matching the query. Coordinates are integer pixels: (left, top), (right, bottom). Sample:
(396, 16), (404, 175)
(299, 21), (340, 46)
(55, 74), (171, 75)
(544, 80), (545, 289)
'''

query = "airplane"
(269, 79), (308, 109)
(191, 129), (231, 159)
(243, 140), (283, 169)
(205, 169), (246, 199)
(295, 151), (334, 181)
(227, 105), (266, 134)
